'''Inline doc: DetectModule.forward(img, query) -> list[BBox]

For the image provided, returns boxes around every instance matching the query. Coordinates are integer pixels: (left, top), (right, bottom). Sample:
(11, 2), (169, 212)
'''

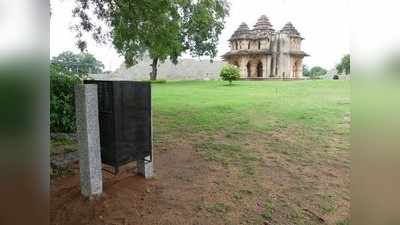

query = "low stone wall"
(91, 57), (226, 81)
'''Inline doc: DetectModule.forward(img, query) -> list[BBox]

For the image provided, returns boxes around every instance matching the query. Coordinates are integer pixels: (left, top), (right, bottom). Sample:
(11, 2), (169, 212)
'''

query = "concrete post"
(137, 156), (154, 178)
(137, 111), (154, 179)
(75, 84), (103, 198)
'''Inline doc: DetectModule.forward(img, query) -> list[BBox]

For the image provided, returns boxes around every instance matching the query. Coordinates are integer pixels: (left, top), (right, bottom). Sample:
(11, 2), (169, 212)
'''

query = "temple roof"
(229, 23), (251, 40)
(238, 22), (250, 31)
(222, 49), (272, 58)
(230, 16), (276, 41)
(228, 18), (305, 44)
(284, 50), (310, 57)
(280, 22), (302, 38)
(253, 15), (274, 32)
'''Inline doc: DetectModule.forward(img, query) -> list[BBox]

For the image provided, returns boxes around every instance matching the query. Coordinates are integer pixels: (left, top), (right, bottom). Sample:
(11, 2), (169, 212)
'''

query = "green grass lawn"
(152, 80), (351, 224)
(153, 80), (350, 146)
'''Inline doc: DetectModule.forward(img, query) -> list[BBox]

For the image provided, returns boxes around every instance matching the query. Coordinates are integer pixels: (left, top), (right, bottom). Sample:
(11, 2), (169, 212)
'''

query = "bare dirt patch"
(52, 136), (234, 225)
(51, 126), (349, 225)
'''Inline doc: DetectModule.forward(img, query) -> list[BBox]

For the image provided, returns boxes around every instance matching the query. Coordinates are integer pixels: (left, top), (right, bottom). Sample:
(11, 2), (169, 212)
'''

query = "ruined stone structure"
(222, 15), (309, 79)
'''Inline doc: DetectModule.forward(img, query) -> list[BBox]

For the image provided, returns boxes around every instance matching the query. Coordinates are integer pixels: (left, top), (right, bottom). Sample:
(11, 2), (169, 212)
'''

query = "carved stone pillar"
(297, 58), (304, 78)
(263, 57), (269, 78)
(240, 57), (248, 78)
(251, 60), (257, 77)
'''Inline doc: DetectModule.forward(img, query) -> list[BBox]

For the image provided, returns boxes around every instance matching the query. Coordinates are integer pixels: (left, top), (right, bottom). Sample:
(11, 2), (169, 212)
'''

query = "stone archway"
(257, 61), (263, 78)
(247, 62), (251, 77)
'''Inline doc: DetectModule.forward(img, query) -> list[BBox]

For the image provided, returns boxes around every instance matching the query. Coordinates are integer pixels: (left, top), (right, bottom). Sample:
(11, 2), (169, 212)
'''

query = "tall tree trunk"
(150, 57), (159, 80)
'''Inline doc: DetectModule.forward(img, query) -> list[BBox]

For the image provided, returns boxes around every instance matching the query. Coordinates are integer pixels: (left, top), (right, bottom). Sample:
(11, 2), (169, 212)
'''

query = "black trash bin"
(84, 80), (152, 174)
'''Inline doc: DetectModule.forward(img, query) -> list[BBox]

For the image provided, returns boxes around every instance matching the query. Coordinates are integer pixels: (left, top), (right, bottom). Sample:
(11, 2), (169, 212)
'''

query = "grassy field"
(51, 80), (350, 225)
(153, 80), (350, 136)
(151, 80), (350, 225)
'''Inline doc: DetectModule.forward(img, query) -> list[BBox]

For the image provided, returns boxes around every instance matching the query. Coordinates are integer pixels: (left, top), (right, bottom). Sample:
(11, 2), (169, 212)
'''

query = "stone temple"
(222, 15), (309, 79)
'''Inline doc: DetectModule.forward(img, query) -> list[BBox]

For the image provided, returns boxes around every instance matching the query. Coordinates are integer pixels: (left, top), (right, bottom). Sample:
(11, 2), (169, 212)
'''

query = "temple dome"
(230, 22), (251, 40)
(280, 22), (301, 36)
(253, 15), (274, 32)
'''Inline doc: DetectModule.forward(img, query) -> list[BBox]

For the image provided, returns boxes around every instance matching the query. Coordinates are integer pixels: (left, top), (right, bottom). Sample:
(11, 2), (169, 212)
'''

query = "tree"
(303, 65), (327, 79)
(72, 0), (230, 80)
(51, 51), (104, 75)
(303, 64), (310, 77)
(50, 63), (81, 132)
(50, 51), (103, 132)
(220, 64), (240, 85)
(336, 54), (350, 75)
(309, 66), (327, 78)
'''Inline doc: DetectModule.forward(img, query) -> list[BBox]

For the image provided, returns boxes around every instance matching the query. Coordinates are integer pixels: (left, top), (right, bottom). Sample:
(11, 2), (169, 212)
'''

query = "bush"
(220, 64), (241, 85)
(50, 65), (81, 133)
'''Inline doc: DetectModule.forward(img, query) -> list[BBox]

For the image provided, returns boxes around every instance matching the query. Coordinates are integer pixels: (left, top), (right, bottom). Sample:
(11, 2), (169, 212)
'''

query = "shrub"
(50, 65), (81, 133)
(220, 64), (240, 85)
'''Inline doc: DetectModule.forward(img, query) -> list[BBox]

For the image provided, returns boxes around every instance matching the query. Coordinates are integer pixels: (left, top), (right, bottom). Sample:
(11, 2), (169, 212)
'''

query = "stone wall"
(90, 57), (226, 81)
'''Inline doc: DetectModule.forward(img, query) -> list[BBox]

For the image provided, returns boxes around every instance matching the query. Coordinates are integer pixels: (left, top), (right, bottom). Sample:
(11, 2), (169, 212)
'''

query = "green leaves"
(303, 65), (327, 79)
(220, 64), (240, 85)
(336, 54), (350, 75)
(51, 51), (104, 75)
(50, 65), (81, 132)
(49, 51), (101, 132)
(73, 0), (230, 79)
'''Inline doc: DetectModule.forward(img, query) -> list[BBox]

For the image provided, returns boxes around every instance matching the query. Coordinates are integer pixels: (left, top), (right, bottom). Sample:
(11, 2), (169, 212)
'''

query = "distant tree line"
(303, 54), (350, 79)
(51, 51), (104, 75)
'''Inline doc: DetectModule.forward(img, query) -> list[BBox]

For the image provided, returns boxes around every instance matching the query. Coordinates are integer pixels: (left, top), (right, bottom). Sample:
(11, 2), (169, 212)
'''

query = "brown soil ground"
(51, 131), (350, 225)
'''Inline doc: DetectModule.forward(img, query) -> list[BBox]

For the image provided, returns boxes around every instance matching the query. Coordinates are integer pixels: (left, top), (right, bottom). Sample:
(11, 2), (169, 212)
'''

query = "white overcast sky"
(50, 0), (350, 71)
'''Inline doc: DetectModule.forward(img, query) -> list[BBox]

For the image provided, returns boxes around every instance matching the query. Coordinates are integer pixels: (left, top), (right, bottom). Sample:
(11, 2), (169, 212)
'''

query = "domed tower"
(280, 22), (303, 50)
(229, 22), (251, 51)
(252, 15), (275, 50)
(253, 15), (275, 34)
(274, 22), (309, 79)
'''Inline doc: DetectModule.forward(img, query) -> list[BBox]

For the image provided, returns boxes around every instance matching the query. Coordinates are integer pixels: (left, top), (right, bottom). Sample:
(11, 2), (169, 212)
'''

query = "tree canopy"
(303, 65), (327, 79)
(303, 65), (310, 77)
(72, 0), (230, 80)
(220, 64), (240, 85)
(336, 54), (350, 75)
(51, 51), (104, 75)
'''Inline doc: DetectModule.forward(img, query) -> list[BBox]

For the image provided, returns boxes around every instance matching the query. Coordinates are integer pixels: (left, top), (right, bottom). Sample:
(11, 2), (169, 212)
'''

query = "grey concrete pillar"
(137, 111), (154, 179)
(137, 156), (154, 178)
(75, 84), (103, 198)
